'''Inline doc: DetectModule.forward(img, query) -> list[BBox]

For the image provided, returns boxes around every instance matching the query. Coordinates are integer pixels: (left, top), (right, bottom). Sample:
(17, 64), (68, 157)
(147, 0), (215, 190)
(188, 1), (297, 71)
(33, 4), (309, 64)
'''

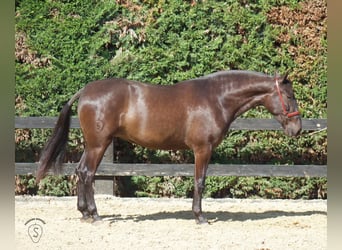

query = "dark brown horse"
(37, 70), (301, 224)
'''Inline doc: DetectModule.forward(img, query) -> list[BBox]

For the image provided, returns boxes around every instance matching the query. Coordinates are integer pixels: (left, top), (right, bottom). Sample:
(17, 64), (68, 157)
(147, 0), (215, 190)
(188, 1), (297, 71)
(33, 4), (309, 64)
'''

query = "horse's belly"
(118, 122), (188, 150)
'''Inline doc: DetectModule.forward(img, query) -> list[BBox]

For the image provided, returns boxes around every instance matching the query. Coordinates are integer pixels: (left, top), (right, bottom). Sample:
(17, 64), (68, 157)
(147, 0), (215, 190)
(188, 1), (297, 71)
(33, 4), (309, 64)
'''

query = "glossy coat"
(37, 70), (301, 223)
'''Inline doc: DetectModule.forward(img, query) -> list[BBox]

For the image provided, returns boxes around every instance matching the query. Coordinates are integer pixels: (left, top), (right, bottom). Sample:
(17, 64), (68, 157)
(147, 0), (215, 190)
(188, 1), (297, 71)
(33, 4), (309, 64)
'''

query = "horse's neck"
(218, 80), (273, 120)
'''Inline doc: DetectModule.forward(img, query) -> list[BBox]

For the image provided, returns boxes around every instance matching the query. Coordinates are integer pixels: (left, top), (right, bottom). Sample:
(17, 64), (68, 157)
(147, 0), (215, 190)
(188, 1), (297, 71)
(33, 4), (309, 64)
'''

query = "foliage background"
(15, 0), (327, 198)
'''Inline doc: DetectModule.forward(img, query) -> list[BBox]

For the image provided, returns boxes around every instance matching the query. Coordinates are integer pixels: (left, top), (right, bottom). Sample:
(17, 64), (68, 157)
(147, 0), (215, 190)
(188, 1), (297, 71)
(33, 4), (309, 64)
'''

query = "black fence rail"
(15, 117), (326, 130)
(15, 117), (327, 194)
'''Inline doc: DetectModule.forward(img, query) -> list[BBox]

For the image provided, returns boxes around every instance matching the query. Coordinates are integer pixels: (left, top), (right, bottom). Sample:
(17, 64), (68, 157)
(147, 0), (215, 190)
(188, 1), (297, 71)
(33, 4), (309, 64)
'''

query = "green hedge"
(15, 0), (327, 198)
(131, 176), (327, 199)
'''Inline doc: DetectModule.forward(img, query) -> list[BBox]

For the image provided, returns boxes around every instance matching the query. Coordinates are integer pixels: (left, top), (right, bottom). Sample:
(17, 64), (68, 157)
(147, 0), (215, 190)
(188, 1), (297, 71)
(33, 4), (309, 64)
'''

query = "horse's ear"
(274, 71), (282, 82)
(282, 70), (289, 83)
(275, 70), (289, 83)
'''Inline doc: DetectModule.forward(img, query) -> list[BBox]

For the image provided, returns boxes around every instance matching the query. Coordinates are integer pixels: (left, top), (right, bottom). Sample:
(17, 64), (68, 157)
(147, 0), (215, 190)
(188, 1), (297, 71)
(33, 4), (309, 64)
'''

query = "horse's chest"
(185, 107), (223, 144)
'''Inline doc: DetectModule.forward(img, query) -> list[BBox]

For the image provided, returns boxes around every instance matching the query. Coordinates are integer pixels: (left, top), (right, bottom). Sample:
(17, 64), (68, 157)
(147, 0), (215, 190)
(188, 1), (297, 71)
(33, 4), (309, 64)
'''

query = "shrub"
(15, 0), (326, 198)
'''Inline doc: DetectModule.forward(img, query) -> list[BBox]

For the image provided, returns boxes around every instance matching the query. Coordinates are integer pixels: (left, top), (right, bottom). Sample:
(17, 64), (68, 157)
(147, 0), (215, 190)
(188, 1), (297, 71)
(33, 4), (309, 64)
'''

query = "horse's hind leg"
(75, 152), (89, 220)
(76, 138), (112, 222)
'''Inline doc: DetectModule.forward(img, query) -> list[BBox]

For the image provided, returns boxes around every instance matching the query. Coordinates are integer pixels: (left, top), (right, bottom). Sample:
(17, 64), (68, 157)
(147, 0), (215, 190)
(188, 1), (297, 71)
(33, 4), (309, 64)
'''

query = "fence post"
(94, 140), (115, 195)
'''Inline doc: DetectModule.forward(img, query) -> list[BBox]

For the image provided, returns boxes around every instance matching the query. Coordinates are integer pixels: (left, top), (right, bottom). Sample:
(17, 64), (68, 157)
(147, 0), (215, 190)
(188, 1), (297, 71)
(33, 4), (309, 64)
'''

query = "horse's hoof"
(92, 215), (102, 223)
(80, 216), (93, 223)
(195, 216), (209, 225)
(92, 218), (104, 226)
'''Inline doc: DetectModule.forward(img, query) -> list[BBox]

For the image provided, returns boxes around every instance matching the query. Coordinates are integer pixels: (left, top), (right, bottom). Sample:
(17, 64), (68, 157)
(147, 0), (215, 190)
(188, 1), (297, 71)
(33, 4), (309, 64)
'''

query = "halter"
(275, 79), (300, 118)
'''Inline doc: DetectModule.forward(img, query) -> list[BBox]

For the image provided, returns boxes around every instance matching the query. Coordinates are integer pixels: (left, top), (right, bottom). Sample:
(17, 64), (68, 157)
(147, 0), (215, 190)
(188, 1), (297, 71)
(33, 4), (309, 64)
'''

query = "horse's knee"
(195, 177), (206, 193)
(198, 177), (205, 188)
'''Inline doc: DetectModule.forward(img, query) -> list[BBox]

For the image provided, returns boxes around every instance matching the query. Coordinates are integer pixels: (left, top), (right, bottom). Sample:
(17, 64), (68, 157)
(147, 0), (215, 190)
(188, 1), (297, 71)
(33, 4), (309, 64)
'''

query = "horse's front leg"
(192, 146), (212, 224)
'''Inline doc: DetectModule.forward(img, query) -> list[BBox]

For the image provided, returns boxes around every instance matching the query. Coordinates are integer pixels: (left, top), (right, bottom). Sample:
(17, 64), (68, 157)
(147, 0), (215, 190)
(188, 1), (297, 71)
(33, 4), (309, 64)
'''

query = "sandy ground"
(15, 195), (326, 250)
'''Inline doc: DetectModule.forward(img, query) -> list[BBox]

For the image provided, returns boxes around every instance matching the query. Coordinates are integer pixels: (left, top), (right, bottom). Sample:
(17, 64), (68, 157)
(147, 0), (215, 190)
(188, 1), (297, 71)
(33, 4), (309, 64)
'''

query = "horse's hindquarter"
(77, 79), (130, 142)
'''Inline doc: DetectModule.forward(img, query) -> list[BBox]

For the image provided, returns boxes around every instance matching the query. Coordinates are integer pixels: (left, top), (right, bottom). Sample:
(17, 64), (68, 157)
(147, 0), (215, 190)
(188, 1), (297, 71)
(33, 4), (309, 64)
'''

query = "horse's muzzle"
(284, 118), (302, 137)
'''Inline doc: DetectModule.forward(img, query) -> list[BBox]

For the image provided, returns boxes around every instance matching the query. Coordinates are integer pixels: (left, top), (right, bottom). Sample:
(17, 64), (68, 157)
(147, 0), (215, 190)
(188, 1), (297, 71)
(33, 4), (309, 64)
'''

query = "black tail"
(36, 88), (83, 183)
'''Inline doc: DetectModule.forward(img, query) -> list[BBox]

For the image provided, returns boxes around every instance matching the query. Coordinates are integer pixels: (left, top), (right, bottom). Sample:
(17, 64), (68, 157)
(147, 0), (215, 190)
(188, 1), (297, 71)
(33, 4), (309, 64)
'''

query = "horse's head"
(265, 72), (302, 137)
